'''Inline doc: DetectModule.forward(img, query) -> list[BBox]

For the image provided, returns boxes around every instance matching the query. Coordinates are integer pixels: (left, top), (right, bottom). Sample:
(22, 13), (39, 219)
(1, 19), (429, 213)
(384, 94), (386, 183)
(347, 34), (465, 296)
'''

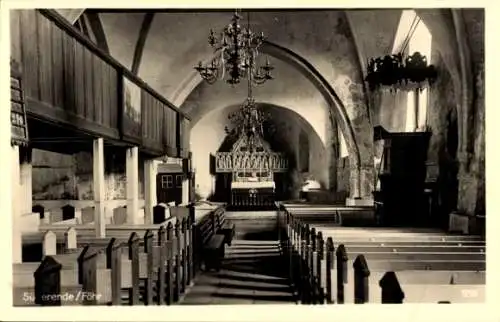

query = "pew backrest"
(113, 207), (127, 225)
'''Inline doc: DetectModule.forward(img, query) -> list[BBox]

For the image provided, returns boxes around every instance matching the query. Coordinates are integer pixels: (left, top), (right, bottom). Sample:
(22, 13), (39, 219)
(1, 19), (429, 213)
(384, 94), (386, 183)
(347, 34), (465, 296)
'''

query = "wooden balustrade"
(10, 9), (190, 158)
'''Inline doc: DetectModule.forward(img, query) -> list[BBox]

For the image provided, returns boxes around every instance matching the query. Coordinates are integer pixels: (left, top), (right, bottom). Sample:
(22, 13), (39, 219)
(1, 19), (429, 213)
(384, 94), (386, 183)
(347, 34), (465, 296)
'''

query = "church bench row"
(22, 218), (191, 265)
(278, 211), (485, 304)
(21, 222), (172, 259)
(281, 210), (486, 268)
(282, 228), (484, 304)
(306, 224), (484, 238)
(307, 231), (484, 243)
(196, 207), (234, 271)
(22, 205), (227, 268)
(280, 203), (372, 209)
(281, 204), (484, 242)
(279, 203), (376, 226)
(31, 203), (190, 226)
(13, 220), (195, 306)
(338, 281), (484, 303)
(23, 204), (194, 244)
(330, 244), (484, 253)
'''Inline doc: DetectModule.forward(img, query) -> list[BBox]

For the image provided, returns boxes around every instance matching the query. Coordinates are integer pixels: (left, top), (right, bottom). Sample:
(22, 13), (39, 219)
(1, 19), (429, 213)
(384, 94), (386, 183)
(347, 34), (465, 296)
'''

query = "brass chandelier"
(194, 10), (274, 85)
(195, 10), (274, 151)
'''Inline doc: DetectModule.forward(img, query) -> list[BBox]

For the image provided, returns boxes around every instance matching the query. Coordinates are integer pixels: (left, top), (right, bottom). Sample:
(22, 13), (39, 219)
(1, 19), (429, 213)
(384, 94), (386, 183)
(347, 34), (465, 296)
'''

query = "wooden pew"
(13, 231), (108, 306)
(31, 204), (81, 225)
(14, 216), (197, 306)
(214, 208), (235, 246)
(278, 209), (485, 304)
(280, 203), (376, 226)
(195, 209), (226, 271)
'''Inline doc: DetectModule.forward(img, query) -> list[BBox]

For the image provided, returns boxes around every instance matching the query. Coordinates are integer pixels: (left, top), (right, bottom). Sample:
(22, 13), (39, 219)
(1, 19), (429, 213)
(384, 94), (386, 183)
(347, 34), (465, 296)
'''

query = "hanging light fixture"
(194, 10), (274, 85)
(224, 97), (271, 139)
(224, 57), (273, 152)
(365, 16), (437, 92)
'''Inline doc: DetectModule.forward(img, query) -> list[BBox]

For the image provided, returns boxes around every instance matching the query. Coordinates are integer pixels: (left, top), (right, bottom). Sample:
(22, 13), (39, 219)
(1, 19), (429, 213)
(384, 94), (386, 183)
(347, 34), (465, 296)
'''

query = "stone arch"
(191, 102), (330, 199)
(174, 41), (365, 198)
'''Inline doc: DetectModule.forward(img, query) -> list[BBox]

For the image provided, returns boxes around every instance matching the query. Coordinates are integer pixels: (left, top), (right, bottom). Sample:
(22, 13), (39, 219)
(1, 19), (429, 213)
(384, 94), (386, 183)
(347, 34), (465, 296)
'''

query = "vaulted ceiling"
(60, 9), (402, 111)
(59, 8), (407, 168)
(54, 8), (476, 199)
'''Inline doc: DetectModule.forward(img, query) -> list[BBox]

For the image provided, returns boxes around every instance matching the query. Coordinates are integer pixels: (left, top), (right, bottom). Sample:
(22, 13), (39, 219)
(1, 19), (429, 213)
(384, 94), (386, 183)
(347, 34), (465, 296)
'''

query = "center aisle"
(180, 211), (297, 305)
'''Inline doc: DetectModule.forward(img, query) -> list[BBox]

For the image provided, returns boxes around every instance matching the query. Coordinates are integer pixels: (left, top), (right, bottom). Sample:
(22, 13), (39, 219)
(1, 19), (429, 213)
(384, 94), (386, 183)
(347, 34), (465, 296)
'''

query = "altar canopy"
(213, 133), (288, 209)
(214, 133), (288, 177)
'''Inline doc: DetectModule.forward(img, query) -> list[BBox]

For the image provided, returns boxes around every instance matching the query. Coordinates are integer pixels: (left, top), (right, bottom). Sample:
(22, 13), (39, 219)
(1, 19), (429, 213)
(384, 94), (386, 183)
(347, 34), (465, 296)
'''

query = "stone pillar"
(346, 165), (374, 207)
(126, 146), (139, 224)
(349, 166), (361, 199)
(93, 138), (106, 237)
(359, 165), (375, 199)
(11, 146), (22, 263)
(143, 159), (157, 224)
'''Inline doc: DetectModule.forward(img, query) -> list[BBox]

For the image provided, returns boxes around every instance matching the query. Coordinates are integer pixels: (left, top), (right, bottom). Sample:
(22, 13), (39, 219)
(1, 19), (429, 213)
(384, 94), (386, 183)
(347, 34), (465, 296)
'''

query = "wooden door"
(156, 173), (183, 204)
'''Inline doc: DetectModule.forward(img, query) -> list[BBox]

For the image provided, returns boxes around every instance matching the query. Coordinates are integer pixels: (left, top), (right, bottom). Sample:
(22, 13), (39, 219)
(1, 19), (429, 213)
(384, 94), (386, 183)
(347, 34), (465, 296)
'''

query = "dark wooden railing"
(10, 9), (190, 158)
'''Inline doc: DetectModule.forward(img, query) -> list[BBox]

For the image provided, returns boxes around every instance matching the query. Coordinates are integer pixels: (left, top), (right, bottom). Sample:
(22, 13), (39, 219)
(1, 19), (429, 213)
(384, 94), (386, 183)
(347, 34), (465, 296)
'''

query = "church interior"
(8, 8), (486, 306)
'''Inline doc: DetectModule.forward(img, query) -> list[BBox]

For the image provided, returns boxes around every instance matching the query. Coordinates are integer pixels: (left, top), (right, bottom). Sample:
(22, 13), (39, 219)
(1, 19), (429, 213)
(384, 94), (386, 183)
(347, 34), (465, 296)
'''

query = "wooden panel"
(152, 99), (158, 142)
(172, 109), (178, 154)
(26, 98), (119, 140)
(19, 10), (39, 100)
(164, 107), (177, 157)
(141, 90), (150, 139)
(141, 90), (166, 153)
(62, 30), (76, 114)
(101, 63), (110, 127)
(157, 101), (163, 146)
(83, 47), (94, 120)
(93, 56), (103, 125)
(50, 21), (64, 109)
(180, 117), (190, 158)
(108, 68), (118, 129)
(10, 10), (22, 64)
(37, 12), (54, 106)
(122, 75), (142, 143)
(74, 41), (86, 116)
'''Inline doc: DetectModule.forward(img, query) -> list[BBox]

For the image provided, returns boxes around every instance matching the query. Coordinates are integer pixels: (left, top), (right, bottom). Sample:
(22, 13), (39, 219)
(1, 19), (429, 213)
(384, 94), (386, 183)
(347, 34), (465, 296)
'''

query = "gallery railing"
(10, 9), (190, 158)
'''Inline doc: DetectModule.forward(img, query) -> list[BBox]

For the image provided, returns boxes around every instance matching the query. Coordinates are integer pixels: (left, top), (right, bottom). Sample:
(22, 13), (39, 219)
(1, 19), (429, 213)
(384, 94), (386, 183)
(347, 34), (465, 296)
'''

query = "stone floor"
(180, 240), (297, 305)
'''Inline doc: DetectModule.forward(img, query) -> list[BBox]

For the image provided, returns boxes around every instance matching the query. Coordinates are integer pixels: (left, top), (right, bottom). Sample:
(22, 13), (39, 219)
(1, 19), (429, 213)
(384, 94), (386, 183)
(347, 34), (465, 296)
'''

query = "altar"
(213, 133), (288, 210)
(230, 180), (276, 209)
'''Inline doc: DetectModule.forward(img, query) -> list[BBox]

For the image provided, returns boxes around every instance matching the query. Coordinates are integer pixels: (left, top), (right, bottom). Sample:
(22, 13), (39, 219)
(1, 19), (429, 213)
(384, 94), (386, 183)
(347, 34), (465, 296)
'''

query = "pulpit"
(373, 126), (431, 226)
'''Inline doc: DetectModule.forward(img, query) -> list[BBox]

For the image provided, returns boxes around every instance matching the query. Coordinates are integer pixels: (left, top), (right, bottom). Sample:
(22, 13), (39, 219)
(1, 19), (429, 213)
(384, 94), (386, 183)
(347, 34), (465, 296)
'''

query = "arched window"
(393, 10), (432, 132)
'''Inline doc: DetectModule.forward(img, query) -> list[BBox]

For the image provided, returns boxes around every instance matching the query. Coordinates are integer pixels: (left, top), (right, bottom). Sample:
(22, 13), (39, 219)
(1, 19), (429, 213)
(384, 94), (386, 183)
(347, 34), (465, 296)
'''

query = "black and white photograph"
(1, 2), (496, 321)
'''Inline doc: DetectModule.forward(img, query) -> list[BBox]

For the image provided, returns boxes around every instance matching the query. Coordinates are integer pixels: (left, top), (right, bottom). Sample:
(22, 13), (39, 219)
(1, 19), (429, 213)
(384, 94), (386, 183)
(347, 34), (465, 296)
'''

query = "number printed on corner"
(461, 289), (479, 298)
